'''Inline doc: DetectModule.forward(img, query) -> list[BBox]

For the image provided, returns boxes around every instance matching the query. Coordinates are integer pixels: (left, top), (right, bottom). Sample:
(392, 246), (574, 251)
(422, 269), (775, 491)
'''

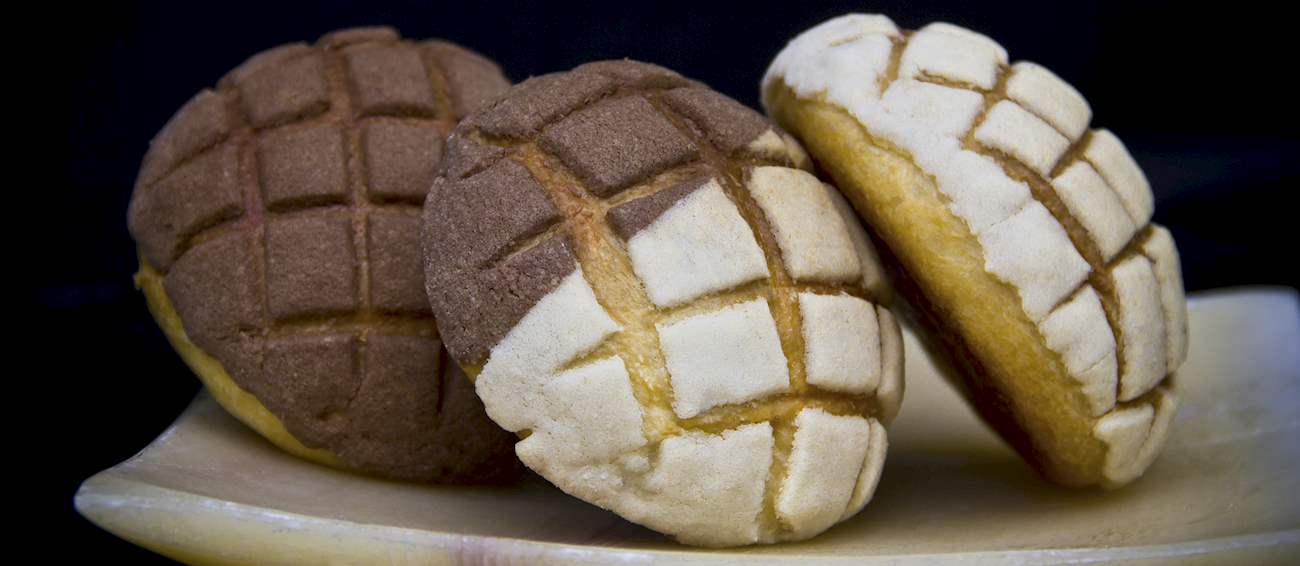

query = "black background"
(48, 1), (1295, 562)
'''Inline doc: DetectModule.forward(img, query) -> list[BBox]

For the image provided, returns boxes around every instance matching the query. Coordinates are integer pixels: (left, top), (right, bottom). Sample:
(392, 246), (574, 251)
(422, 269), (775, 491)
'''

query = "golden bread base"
(135, 256), (345, 470)
(767, 81), (1115, 487)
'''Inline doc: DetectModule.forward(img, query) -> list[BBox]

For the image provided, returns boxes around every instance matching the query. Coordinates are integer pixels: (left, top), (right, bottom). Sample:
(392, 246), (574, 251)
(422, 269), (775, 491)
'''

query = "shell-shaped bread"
(126, 26), (519, 482)
(423, 60), (903, 546)
(764, 15), (1187, 488)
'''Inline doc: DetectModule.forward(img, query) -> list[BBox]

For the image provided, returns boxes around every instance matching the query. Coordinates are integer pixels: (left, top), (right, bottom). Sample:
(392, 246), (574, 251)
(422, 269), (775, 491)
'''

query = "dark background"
(48, 0), (1295, 562)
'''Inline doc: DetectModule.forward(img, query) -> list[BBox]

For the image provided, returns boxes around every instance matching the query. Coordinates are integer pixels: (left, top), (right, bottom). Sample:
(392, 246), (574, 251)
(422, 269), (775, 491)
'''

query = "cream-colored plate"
(76, 288), (1300, 564)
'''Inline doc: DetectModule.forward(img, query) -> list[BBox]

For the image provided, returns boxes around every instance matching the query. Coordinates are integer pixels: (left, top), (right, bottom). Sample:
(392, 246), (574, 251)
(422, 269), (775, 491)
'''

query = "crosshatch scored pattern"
(127, 27), (516, 481)
(764, 14), (1187, 487)
(424, 61), (904, 546)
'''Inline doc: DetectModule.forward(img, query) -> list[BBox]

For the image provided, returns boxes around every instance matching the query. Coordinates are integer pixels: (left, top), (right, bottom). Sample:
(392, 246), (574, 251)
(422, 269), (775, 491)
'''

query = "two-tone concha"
(423, 60), (904, 546)
(764, 15), (1187, 488)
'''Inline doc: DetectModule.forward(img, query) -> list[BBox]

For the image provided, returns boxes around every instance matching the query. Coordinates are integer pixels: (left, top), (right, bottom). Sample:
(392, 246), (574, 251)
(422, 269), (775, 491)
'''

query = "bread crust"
(127, 27), (520, 482)
(763, 15), (1184, 488)
(424, 60), (904, 545)
(136, 258), (345, 468)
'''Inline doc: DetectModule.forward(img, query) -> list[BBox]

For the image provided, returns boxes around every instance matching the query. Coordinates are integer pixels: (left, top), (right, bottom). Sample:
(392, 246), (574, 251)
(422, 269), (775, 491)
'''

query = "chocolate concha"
(127, 26), (519, 482)
(423, 60), (903, 546)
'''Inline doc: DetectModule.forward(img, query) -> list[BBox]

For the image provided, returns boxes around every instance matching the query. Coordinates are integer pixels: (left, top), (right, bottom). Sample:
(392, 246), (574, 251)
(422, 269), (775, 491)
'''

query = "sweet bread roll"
(764, 15), (1187, 488)
(127, 27), (519, 482)
(422, 60), (903, 546)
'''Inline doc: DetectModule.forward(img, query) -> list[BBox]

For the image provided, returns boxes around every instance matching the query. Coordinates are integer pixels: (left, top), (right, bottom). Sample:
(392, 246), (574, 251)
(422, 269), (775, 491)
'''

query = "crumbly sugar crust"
(764, 14), (1188, 487)
(127, 27), (517, 481)
(424, 60), (902, 546)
